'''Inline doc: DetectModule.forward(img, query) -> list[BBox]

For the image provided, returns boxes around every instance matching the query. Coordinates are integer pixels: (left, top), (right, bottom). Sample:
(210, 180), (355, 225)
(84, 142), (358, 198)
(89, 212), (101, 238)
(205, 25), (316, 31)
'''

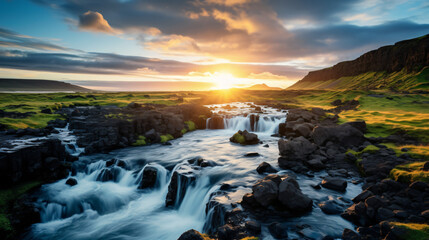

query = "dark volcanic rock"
(139, 166), (158, 189)
(278, 136), (316, 161)
(278, 177), (313, 213)
(230, 130), (259, 145)
(65, 177), (78, 186)
(178, 229), (205, 240)
(312, 123), (365, 147)
(252, 177), (279, 207)
(321, 177), (347, 191)
(256, 162), (277, 174)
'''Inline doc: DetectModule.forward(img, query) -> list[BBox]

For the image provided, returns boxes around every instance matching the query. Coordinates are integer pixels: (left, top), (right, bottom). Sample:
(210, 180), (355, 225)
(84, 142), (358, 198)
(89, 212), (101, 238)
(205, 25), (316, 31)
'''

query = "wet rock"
(245, 220), (261, 234)
(178, 229), (205, 240)
(342, 228), (360, 240)
(252, 178), (279, 207)
(256, 162), (277, 174)
(230, 130), (259, 145)
(278, 177), (313, 213)
(244, 152), (260, 157)
(318, 200), (344, 214)
(268, 222), (288, 239)
(306, 158), (325, 170)
(65, 177), (78, 186)
(278, 136), (316, 161)
(41, 108), (52, 114)
(166, 166), (197, 207)
(352, 190), (373, 203)
(139, 166), (158, 189)
(321, 177), (347, 191)
(208, 115), (224, 129)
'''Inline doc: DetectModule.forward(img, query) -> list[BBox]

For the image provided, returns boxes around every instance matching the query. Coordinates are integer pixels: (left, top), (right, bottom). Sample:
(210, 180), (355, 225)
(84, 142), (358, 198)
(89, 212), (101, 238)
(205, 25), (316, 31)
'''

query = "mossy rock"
(390, 161), (429, 183)
(390, 222), (429, 240)
(132, 135), (146, 146)
(160, 134), (174, 143)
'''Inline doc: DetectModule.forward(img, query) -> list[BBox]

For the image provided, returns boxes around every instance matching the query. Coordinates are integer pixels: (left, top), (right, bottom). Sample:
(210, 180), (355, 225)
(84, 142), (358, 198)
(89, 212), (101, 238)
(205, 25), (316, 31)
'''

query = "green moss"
(232, 132), (246, 144)
(160, 134), (174, 143)
(181, 128), (187, 134)
(132, 135), (146, 146)
(390, 162), (429, 183)
(390, 223), (429, 240)
(185, 120), (196, 131)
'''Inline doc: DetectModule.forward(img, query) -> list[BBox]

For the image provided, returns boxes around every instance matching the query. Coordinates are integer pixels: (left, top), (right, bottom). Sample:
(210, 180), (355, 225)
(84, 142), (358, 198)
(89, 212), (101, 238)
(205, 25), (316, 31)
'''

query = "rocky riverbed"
(0, 102), (427, 240)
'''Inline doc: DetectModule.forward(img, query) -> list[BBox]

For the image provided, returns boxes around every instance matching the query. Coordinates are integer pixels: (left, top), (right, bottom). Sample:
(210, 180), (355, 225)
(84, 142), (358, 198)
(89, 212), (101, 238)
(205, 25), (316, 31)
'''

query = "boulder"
(312, 123), (365, 147)
(278, 136), (316, 161)
(318, 200), (344, 214)
(278, 177), (313, 212)
(139, 166), (158, 189)
(256, 162), (277, 174)
(178, 229), (205, 240)
(230, 130), (259, 145)
(65, 177), (78, 186)
(321, 177), (347, 191)
(342, 229), (360, 240)
(252, 178), (279, 207)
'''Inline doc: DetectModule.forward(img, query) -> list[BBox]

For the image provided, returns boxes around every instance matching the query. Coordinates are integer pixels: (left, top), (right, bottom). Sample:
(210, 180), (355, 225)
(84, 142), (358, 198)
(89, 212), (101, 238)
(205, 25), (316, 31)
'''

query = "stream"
(26, 102), (360, 240)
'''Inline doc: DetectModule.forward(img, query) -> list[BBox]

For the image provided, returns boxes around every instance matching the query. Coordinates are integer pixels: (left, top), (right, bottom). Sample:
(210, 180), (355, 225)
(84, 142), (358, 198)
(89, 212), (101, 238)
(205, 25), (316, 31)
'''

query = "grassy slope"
(290, 67), (429, 91)
(0, 92), (194, 129)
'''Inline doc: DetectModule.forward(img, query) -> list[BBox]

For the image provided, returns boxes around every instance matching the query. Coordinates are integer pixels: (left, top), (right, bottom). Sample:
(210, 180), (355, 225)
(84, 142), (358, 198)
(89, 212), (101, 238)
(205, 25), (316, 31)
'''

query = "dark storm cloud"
(0, 27), (70, 51)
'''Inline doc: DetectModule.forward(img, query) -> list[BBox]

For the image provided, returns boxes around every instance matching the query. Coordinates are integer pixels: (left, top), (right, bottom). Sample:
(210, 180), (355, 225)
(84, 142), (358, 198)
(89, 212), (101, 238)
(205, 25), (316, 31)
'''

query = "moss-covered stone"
(390, 222), (429, 240)
(132, 135), (146, 146)
(389, 162), (429, 183)
(160, 134), (174, 143)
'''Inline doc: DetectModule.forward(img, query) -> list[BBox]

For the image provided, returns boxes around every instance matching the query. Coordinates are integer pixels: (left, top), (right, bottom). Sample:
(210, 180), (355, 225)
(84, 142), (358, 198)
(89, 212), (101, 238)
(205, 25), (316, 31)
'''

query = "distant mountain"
(0, 79), (91, 92)
(289, 34), (429, 91)
(245, 83), (282, 90)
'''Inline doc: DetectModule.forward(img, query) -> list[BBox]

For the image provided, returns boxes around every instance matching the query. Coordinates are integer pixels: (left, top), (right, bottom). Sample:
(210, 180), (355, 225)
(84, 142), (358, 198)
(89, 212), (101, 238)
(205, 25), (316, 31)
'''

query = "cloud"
(0, 27), (70, 51)
(78, 11), (119, 34)
(248, 72), (288, 80)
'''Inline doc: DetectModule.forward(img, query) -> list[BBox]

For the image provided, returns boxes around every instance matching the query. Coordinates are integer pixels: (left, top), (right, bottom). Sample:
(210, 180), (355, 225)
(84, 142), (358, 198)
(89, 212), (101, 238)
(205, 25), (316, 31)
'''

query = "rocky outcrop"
(241, 174), (313, 214)
(291, 34), (429, 87)
(66, 104), (211, 153)
(0, 139), (70, 188)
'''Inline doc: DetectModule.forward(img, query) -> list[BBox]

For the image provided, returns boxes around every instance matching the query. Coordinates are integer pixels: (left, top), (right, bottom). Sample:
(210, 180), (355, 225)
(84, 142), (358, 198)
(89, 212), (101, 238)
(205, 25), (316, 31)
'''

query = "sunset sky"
(1, 0), (428, 91)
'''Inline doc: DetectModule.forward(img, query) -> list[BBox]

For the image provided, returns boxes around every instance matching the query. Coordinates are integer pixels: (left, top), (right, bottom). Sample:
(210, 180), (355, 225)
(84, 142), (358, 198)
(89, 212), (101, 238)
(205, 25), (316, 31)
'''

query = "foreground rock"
(242, 174), (313, 215)
(0, 138), (71, 188)
(321, 177), (348, 191)
(230, 130), (260, 145)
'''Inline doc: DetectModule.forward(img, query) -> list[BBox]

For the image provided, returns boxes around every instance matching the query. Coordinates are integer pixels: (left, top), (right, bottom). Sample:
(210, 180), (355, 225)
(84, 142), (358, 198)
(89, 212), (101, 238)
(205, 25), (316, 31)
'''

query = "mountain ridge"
(289, 34), (429, 90)
(0, 79), (91, 92)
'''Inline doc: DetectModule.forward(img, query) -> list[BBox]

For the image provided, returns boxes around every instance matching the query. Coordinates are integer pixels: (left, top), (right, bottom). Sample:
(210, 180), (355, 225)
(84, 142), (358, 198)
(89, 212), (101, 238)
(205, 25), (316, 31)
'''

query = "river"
(25, 102), (360, 240)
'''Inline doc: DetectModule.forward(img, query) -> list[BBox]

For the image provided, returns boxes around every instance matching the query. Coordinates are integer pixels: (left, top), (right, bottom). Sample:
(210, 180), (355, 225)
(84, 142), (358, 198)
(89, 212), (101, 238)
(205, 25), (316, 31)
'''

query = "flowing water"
(26, 102), (360, 240)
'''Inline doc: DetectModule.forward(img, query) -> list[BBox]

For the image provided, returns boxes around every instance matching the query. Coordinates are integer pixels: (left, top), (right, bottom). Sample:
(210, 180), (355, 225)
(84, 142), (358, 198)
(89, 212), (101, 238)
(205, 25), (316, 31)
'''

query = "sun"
(211, 72), (236, 89)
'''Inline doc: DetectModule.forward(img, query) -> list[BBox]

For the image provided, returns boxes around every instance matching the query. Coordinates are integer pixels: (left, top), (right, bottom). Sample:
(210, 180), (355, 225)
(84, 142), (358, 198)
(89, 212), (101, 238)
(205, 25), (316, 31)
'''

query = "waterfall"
(206, 114), (285, 134)
(52, 123), (85, 156)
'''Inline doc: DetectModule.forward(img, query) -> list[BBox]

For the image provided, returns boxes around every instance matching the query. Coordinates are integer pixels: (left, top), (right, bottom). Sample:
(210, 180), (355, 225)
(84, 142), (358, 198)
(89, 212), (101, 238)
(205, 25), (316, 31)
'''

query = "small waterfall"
(52, 124), (85, 156)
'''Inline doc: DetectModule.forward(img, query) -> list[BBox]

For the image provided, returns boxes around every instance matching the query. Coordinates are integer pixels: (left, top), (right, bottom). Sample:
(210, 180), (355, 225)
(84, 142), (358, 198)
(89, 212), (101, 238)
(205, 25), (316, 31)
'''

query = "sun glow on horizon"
(211, 72), (238, 90)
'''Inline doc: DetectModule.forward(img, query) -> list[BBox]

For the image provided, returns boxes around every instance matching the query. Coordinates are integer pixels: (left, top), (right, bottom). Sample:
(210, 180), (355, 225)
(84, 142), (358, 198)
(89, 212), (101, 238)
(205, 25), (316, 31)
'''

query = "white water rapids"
(27, 102), (360, 240)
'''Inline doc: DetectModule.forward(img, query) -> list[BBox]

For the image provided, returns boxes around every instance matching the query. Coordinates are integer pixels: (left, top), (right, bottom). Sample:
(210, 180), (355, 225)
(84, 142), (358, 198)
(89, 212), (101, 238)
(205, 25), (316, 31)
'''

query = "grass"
(389, 162), (429, 183)
(185, 120), (197, 131)
(289, 67), (429, 91)
(0, 92), (192, 129)
(0, 181), (43, 237)
(390, 222), (429, 240)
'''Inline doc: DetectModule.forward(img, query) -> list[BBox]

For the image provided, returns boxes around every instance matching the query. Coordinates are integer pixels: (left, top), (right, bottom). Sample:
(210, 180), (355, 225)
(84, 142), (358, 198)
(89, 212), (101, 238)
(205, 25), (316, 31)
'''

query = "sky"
(0, 0), (428, 91)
